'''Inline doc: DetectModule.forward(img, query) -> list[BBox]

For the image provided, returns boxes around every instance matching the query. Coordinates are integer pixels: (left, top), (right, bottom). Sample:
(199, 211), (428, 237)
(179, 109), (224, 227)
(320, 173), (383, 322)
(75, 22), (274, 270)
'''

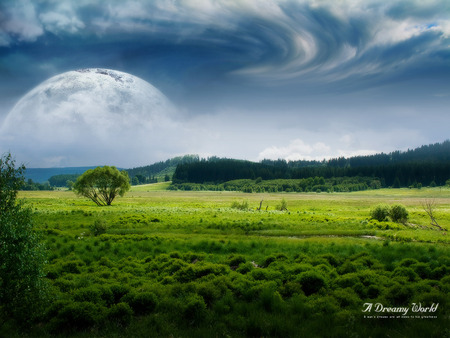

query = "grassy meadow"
(5, 186), (450, 337)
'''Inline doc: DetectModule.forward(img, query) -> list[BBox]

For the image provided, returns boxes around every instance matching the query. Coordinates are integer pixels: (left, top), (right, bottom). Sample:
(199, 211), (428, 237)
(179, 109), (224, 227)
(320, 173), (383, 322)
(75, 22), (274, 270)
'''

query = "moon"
(0, 68), (181, 167)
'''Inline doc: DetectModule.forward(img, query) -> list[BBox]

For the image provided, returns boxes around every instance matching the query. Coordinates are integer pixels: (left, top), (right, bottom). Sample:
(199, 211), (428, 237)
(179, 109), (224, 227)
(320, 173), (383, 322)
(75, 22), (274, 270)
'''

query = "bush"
(231, 200), (249, 210)
(182, 294), (207, 324)
(385, 284), (414, 306)
(370, 204), (390, 222)
(107, 302), (133, 327)
(276, 198), (288, 211)
(110, 284), (131, 304)
(52, 301), (105, 332)
(298, 271), (326, 296)
(126, 292), (158, 315)
(90, 219), (108, 236)
(392, 267), (419, 281)
(73, 286), (103, 303)
(389, 204), (409, 223)
(227, 254), (246, 268)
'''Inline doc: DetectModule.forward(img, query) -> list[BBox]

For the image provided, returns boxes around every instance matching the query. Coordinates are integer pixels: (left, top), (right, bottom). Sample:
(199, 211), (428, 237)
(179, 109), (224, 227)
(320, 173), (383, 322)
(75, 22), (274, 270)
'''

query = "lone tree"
(0, 153), (47, 322)
(73, 166), (130, 206)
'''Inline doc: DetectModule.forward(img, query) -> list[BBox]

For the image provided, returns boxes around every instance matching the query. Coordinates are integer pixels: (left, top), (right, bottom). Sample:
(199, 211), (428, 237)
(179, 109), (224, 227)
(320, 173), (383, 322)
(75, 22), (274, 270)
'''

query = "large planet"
(0, 68), (181, 167)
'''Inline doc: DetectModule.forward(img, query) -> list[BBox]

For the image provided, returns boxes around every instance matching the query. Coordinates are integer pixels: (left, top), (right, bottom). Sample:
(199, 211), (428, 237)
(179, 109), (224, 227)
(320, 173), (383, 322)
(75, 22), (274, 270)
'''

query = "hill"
(24, 166), (97, 183)
(126, 154), (199, 184)
(23, 155), (199, 186)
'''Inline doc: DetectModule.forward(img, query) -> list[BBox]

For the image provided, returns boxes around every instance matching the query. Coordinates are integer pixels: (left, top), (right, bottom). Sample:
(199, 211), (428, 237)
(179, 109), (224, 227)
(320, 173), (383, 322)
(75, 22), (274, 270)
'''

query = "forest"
(172, 141), (450, 191)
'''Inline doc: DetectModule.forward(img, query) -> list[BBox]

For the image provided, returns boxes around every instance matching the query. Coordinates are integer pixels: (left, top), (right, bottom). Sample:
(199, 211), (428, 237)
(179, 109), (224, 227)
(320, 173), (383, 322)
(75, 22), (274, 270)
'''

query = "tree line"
(170, 176), (382, 193)
(173, 141), (450, 188)
(126, 154), (199, 184)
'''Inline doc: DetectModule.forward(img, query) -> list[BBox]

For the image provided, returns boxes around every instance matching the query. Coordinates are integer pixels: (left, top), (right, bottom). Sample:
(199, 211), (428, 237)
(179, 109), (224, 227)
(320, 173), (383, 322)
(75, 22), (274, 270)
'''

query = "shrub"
(231, 200), (249, 210)
(109, 284), (131, 304)
(227, 254), (246, 268)
(298, 271), (326, 296)
(411, 263), (432, 279)
(392, 267), (419, 282)
(182, 294), (207, 324)
(260, 288), (283, 312)
(126, 292), (158, 315)
(318, 254), (341, 267)
(367, 285), (381, 299)
(276, 198), (288, 211)
(333, 288), (361, 308)
(398, 258), (419, 267)
(370, 204), (390, 222)
(53, 301), (105, 331)
(236, 262), (254, 274)
(389, 204), (409, 223)
(197, 280), (227, 307)
(385, 284), (414, 306)
(90, 219), (108, 236)
(107, 302), (133, 327)
(73, 286), (103, 303)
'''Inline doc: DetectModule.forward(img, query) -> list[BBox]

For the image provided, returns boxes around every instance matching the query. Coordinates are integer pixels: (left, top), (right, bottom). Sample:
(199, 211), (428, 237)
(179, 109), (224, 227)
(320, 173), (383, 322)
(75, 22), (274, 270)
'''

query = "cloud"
(0, 0), (43, 44)
(2, 0), (448, 86)
(257, 139), (331, 161)
(39, 10), (85, 35)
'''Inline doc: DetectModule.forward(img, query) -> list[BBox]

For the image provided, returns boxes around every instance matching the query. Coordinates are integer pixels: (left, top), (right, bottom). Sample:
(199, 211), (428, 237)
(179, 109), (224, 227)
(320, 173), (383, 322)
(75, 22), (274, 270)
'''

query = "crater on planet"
(76, 68), (127, 83)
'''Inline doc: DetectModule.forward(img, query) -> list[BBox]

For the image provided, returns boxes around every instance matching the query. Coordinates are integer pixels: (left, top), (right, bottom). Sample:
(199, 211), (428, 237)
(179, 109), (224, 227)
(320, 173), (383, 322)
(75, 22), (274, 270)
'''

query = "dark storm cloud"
(0, 0), (449, 165)
(1, 0), (449, 95)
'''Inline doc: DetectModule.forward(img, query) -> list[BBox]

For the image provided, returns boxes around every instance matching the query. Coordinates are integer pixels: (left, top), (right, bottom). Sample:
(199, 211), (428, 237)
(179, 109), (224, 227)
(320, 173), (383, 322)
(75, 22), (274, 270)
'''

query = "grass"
(20, 187), (450, 243)
(5, 187), (449, 337)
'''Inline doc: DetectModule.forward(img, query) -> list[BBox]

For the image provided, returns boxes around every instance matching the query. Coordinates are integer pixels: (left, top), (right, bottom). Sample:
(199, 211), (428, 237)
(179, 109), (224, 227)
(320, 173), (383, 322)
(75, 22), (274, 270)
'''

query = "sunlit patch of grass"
(130, 182), (172, 192)
(19, 188), (450, 243)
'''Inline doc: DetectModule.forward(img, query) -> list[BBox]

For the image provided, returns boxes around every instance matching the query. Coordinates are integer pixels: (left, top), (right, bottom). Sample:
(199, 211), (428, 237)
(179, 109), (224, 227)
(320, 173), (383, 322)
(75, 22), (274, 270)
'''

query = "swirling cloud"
(1, 0), (448, 86)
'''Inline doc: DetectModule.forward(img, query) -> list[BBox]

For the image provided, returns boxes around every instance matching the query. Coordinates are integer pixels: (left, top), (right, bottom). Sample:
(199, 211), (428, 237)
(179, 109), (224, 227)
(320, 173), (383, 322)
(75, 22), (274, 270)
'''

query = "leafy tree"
(0, 153), (47, 322)
(370, 204), (390, 222)
(389, 204), (409, 224)
(73, 166), (130, 206)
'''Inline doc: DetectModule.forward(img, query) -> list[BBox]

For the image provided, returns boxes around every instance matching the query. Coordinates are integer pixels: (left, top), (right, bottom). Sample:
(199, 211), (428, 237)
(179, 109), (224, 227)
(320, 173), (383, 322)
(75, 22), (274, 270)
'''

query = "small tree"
(0, 153), (47, 322)
(73, 166), (130, 206)
(370, 204), (390, 222)
(389, 204), (409, 224)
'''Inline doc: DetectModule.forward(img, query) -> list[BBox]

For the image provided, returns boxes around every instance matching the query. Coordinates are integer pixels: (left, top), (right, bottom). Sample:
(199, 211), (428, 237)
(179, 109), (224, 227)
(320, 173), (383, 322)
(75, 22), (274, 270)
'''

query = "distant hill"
(24, 167), (97, 183)
(173, 141), (450, 188)
(23, 155), (200, 185)
(126, 154), (199, 184)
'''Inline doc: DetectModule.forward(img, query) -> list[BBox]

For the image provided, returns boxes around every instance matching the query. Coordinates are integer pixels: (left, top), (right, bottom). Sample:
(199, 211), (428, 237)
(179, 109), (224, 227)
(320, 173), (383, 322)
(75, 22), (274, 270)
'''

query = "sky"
(0, 0), (449, 168)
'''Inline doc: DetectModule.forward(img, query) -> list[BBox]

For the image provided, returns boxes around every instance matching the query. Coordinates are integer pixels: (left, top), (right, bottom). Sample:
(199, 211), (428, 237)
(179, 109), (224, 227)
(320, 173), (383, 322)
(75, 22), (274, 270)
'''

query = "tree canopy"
(173, 141), (450, 188)
(0, 153), (47, 321)
(73, 166), (130, 206)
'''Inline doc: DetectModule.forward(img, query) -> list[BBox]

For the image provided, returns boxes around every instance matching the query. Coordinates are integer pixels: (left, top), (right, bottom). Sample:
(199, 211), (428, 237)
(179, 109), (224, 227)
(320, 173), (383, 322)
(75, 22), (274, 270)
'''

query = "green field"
(5, 187), (450, 337)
